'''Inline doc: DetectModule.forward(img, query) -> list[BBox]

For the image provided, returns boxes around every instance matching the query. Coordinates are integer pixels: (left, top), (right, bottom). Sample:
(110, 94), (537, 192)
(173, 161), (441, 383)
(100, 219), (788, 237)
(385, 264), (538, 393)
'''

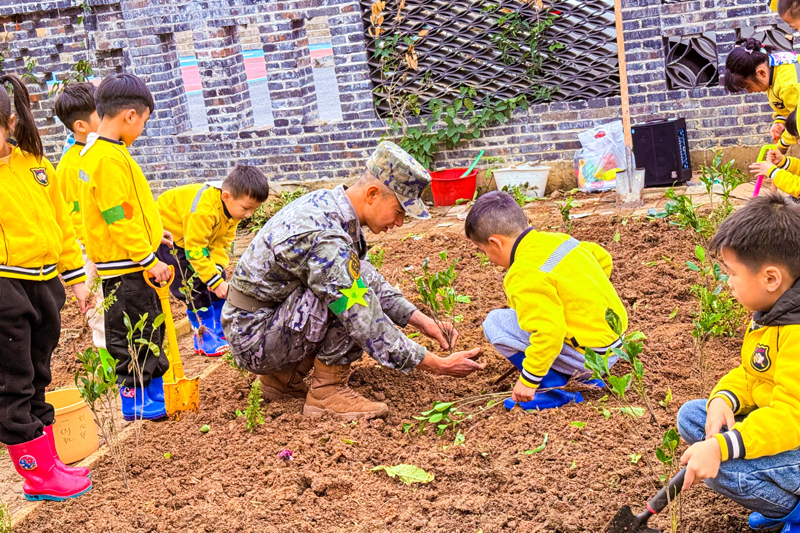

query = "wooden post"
(614, 0), (632, 147)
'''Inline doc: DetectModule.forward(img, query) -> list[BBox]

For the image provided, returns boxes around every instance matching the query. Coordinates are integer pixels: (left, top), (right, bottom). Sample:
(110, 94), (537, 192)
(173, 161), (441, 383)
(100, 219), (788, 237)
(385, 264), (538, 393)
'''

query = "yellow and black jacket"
(709, 279), (800, 461)
(0, 146), (85, 284)
(503, 228), (628, 389)
(156, 182), (238, 289)
(767, 53), (800, 150)
(79, 134), (163, 278)
(764, 155), (800, 197)
(770, 0), (778, 11)
(55, 141), (86, 244)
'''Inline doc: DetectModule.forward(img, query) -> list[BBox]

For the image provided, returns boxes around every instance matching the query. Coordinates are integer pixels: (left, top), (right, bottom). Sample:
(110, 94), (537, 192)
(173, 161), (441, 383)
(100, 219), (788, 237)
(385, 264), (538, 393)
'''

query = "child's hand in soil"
(71, 281), (93, 314)
(705, 397), (735, 437)
(512, 379), (536, 403)
(771, 123), (786, 143)
(681, 438), (721, 491)
(212, 281), (229, 299)
(750, 161), (775, 177)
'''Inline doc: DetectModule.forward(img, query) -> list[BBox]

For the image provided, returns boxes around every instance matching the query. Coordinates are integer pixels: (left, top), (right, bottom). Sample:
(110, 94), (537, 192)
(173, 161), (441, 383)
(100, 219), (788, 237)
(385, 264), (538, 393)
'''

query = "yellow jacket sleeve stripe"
(769, 156), (800, 197)
(713, 430), (745, 461)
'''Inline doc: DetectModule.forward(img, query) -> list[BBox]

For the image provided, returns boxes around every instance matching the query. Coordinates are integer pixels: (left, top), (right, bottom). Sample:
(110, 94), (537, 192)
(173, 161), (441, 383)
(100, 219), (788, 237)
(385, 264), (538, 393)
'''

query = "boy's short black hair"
(223, 165), (270, 202)
(778, 0), (800, 19)
(786, 110), (798, 139)
(54, 82), (97, 132)
(710, 192), (800, 278)
(95, 73), (155, 119)
(464, 191), (529, 244)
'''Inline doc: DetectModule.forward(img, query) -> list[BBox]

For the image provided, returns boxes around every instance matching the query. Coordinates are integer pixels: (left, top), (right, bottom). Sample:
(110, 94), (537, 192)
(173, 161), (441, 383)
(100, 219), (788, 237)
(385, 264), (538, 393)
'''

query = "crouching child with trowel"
(464, 191), (628, 411)
(676, 193), (800, 533)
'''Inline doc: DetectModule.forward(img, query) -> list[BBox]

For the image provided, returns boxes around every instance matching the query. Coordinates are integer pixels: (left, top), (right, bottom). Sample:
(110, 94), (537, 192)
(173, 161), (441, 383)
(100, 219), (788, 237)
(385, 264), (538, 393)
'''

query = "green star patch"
(329, 278), (369, 315)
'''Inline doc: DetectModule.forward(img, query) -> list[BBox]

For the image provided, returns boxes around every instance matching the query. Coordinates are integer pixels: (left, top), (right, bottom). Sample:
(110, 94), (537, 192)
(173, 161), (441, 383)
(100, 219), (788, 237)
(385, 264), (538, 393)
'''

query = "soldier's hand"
(409, 311), (459, 350)
(418, 347), (484, 377)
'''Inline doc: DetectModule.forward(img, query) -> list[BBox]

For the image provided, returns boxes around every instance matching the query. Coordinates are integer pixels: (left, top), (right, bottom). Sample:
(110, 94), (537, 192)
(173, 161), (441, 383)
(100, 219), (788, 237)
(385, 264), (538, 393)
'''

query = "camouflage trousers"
(222, 261), (397, 374)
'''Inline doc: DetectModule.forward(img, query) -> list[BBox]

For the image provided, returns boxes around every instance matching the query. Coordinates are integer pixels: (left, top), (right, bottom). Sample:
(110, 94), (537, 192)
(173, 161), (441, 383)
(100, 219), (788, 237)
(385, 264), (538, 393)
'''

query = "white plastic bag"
(574, 120), (626, 192)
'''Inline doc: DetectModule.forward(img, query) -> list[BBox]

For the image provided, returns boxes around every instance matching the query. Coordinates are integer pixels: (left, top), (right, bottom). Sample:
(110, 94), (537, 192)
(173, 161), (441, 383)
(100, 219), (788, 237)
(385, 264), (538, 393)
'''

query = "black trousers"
(0, 277), (64, 445)
(102, 272), (169, 389)
(155, 243), (224, 310)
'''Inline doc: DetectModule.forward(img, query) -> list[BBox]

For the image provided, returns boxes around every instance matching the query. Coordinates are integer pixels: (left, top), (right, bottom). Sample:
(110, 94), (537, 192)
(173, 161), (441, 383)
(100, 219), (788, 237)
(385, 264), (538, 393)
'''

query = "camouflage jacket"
(230, 185), (426, 371)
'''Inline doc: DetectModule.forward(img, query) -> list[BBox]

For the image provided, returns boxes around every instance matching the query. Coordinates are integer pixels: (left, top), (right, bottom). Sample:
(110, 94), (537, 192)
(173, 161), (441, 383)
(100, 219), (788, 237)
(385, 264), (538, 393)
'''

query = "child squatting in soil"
(677, 193), (800, 530)
(463, 191), (628, 410)
(155, 165), (270, 357)
(79, 73), (174, 422)
(750, 110), (800, 199)
(0, 73), (94, 500)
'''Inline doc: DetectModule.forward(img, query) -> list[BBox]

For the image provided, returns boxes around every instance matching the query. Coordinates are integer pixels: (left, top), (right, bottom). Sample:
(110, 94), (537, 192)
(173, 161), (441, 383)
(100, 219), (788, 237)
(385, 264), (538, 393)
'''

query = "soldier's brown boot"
(302, 358), (389, 420)
(258, 355), (313, 401)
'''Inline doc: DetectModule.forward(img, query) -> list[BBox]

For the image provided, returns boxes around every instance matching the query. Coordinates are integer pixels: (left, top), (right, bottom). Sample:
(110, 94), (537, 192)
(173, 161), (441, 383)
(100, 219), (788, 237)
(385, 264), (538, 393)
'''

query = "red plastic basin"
(430, 168), (478, 207)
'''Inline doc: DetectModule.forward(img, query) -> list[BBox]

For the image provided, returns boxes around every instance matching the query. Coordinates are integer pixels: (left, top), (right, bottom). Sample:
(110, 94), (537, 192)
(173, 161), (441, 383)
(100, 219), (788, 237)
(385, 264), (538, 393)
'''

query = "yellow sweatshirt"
(770, 0), (777, 10)
(55, 141), (86, 244)
(79, 135), (163, 278)
(709, 280), (800, 461)
(766, 155), (800, 197)
(767, 54), (800, 150)
(0, 146), (85, 284)
(503, 228), (628, 389)
(156, 182), (238, 289)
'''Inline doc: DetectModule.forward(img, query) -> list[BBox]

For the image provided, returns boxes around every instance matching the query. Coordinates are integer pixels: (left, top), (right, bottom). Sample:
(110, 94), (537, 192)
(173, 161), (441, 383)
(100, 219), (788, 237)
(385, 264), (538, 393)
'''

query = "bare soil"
(11, 204), (754, 533)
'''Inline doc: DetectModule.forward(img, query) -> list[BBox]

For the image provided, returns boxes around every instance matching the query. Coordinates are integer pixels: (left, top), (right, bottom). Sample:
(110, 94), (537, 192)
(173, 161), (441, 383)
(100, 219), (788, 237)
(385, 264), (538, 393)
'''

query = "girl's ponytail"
(0, 74), (43, 160)
(723, 38), (777, 93)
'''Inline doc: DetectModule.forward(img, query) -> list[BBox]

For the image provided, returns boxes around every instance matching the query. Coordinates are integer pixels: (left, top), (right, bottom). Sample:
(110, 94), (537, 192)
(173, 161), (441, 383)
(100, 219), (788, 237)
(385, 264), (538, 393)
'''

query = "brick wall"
(0, 0), (789, 195)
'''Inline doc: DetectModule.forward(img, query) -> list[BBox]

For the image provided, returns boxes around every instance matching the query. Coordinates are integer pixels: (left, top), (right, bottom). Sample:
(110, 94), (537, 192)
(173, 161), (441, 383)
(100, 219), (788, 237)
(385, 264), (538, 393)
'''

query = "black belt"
(226, 286), (277, 312)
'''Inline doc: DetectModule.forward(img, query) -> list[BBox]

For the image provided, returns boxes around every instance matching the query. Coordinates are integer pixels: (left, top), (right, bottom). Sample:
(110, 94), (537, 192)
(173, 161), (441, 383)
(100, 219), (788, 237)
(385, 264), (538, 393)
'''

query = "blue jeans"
(482, 308), (618, 379)
(677, 399), (800, 518)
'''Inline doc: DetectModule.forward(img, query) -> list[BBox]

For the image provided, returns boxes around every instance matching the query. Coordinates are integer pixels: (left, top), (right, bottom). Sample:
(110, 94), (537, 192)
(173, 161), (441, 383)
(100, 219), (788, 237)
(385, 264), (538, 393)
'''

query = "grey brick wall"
(0, 0), (788, 194)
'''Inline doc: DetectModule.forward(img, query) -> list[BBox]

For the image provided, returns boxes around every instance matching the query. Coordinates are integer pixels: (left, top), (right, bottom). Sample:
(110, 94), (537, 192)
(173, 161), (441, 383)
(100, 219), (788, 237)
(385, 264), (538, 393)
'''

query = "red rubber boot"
(43, 425), (91, 478)
(7, 434), (92, 501)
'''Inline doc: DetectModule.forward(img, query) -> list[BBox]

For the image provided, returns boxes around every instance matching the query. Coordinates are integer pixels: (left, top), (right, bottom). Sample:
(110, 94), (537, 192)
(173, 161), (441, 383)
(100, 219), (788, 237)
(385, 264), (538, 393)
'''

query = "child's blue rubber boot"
(146, 376), (165, 403)
(503, 353), (583, 411)
(211, 300), (226, 339)
(120, 385), (167, 421)
(749, 499), (800, 532)
(188, 309), (228, 357)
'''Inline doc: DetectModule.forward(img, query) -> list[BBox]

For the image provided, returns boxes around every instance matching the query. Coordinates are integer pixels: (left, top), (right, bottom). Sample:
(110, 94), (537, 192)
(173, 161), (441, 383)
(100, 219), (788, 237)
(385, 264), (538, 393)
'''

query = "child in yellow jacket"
(724, 38), (800, 152)
(80, 73), (172, 421)
(677, 193), (800, 530)
(155, 166), (269, 356)
(751, 109), (800, 198)
(464, 191), (628, 410)
(0, 74), (93, 500)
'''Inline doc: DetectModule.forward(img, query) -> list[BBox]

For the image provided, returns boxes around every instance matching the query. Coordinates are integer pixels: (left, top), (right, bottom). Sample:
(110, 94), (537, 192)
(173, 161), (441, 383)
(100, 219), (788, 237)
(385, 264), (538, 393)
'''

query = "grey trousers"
(222, 262), (402, 374)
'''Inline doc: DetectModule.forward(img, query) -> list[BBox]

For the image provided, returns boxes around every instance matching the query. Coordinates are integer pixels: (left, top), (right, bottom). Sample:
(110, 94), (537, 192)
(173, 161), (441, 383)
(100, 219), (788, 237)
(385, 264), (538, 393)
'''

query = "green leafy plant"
(21, 57), (37, 83)
(123, 311), (165, 443)
(699, 150), (748, 208)
(74, 346), (128, 488)
(502, 182), (538, 207)
(0, 499), (9, 533)
(368, 245), (385, 270)
(656, 427), (682, 532)
(371, 464), (434, 485)
(413, 251), (471, 351)
(244, 188), (306, 232)
(659, 388), (673, 409)
(48, 59), (94, 96)
(237, 380), (265, 432)
(477, 252), (491, 267)
(412, 393), (510, 436)
(557, 196), (576, 234)
(222, 352), (248, 377)
(663, 188), (711, 241)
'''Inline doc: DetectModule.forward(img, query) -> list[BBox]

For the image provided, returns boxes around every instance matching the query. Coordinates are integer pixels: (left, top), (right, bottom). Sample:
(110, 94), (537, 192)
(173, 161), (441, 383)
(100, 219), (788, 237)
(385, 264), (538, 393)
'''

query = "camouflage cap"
(366, 141), (431, 219)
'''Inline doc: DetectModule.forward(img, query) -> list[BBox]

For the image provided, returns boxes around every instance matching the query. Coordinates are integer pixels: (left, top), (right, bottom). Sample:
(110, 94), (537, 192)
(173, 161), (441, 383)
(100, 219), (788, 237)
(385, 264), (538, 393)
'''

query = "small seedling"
(629, 452), (642, 464)
(200, 424), (211, 433)
(569, 459), (578, 470)
(163, 452), (172, 459)
(613, 230), (620, 243)
(477, 252), (491, 267)
(342, 438), (358, 446)
(502, 182), (538, 207)
(402, 422), (413, 433)
(557, 196), (576, 233)
(522, 433), (549, 455)
(659, 388), (673, 409)
(668, 308), (678, 320)
(656, 428), (680, 468)
(453, 431), (466, 447)
(222, 352), (248, 377)
(570, 421), (586, 429)
(414, 393), (510, 437)
(664, 188), (711, 241)
(239, 380), (265, 432)
(614, 406), (645, 418)
(414, 251), (472, 352)
(367, 246), (385, 269)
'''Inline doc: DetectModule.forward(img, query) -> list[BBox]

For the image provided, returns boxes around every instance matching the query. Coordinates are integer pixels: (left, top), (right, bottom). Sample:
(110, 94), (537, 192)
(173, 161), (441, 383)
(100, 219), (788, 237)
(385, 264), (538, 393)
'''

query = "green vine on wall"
(369, 0), (560, 170)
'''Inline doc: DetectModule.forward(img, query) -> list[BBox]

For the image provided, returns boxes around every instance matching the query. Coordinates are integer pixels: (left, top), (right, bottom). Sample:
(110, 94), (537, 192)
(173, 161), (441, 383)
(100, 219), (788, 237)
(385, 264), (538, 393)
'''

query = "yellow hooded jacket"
(156, 182), (238, 289)
(0, 146), (85, 284)
(55, 141), (86, 244)
(503, 229), (628, 389)
(767, 54), (800, 150)
(765, 155), (800, 197)
(79, 135), (163, 278)
(709, 279), (800, 461)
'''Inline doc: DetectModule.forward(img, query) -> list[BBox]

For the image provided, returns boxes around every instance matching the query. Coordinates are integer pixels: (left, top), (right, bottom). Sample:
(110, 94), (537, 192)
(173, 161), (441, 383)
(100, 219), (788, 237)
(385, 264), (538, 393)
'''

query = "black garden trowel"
(605, 469), (686, 533)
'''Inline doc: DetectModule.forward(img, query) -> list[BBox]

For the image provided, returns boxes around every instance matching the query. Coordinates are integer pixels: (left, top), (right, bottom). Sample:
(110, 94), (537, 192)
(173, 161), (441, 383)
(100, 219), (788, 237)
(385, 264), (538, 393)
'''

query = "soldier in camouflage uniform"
(222, 141), (484, 419)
